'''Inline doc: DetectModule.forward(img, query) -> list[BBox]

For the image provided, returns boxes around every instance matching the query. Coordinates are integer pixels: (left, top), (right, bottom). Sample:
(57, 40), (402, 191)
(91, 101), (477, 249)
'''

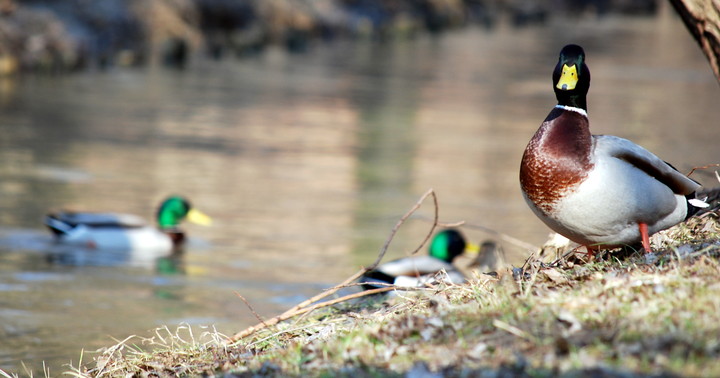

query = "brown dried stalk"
(686, 163), (720, 177)
(227, 188), (440, 343)
(414, 214), (539, 252)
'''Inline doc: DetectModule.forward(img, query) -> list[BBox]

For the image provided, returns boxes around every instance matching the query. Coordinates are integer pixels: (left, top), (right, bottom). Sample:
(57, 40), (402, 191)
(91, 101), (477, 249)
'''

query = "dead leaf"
(541, 268), (568, 284)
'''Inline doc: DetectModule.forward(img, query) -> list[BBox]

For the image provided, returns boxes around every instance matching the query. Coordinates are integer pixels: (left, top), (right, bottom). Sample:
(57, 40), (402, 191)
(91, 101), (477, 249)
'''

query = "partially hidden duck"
(361, 228), (475, 289)
(44, 195), (212, 258)
(520, 44), (707, 253)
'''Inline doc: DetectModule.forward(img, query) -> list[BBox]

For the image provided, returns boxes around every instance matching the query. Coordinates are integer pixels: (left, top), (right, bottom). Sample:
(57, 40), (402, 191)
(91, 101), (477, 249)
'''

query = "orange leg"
(638, 222), (652, 253)
(573, 245), (598, 260)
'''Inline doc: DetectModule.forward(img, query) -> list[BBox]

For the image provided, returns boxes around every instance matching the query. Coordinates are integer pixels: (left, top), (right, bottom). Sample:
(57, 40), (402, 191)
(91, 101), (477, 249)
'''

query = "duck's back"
(46, 211), (147, 230)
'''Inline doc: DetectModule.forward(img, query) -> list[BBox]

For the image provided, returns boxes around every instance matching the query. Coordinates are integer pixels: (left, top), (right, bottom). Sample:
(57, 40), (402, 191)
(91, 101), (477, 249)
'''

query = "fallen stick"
(227, 188), (440, 343)
(228, 286), (418, 343)
(414, 214), (540, 252)
(686, 163), (720, 177)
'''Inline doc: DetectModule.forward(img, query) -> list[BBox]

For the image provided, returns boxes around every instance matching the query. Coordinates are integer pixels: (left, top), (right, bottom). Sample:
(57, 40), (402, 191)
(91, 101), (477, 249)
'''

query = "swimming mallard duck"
(44, 195), (211, 257)
(520, 44), (707, 253)
(361, 228), (475, 288)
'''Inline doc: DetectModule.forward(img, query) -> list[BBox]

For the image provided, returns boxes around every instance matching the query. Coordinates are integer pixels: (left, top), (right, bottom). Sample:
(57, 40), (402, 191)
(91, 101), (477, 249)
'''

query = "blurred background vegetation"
(0, 0), (660, 74)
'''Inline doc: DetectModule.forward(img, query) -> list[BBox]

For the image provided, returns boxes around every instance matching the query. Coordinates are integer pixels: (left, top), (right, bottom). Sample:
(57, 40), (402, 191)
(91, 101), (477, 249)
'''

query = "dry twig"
(687, 163), (720, 177)
(234, 292), (270, 329)
(414, 215), (539, 252)
(227, 189), (441, 343)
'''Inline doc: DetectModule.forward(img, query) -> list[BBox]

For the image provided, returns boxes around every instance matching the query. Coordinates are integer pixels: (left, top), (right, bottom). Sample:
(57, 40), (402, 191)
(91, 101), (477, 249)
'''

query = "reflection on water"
(1, 9), (720, 374)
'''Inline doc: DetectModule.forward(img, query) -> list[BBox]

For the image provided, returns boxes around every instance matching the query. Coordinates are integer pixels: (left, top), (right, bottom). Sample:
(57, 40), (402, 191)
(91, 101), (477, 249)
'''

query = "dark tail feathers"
(686, 186), (720, 219)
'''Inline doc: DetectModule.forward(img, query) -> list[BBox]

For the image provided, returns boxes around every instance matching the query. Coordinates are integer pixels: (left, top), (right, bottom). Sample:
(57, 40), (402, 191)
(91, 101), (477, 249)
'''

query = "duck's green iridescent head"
(428, 229), (467, 263)
(156, 196), (212, 230)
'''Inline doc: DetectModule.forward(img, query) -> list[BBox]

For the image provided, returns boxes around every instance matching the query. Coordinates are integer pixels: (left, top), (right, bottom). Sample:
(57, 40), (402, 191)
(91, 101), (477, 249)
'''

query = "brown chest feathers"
(520, 109), (594, 213)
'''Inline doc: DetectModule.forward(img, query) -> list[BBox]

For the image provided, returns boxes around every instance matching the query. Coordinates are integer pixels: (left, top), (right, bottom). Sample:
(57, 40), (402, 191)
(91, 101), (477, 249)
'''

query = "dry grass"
(57, 210), (720, 377)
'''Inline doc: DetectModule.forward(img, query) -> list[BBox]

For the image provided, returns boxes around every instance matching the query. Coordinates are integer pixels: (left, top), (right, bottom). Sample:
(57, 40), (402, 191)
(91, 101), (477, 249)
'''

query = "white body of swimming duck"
(374, 254), (466, 287)
(362, 228), (472, 289)
(44, 196), (211, 260)
(520, 44), (706, 252)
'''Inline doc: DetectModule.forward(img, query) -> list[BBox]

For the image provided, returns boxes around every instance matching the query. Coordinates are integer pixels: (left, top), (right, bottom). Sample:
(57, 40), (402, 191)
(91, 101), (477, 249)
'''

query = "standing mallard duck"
(44, 195), (211, 258)
(361, 228), (476, 289)
(520, 44), (707, 253)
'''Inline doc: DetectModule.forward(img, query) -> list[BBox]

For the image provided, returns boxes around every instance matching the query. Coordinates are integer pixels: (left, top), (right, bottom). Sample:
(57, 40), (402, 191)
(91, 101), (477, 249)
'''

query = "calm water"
(1, 9), (720, 374)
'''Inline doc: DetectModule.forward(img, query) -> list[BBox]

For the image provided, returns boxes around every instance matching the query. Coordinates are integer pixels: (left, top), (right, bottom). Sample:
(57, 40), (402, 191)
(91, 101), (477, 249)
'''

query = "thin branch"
(228, 286), (418, 343)
(372, 188), (438, 263)
(414, 215), (539, 252)
(234, 292), (270, 329)
(291, 286), (406, 317)
(283, 189), (437, 316)
(686, 163), (720, 177)
(440, 220), (466, 228)
(463, 222), (539, 252)
(227, 189), (439, 343)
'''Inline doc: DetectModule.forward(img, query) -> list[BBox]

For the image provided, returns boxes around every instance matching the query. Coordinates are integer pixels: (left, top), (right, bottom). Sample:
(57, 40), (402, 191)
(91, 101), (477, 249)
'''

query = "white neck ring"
(555, 104), (588, 117)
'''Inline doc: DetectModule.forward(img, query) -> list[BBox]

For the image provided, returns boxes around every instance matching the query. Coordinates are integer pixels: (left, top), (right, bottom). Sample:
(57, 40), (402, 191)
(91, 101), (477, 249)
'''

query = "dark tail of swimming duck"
(44, 213), (74, 236)
(359, 270), (397, 291)
(686, 186), (720, 219)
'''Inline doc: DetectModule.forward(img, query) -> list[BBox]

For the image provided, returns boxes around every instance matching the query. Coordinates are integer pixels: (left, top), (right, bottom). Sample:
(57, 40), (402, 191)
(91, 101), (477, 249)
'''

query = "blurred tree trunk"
(669, 0), (720, 83)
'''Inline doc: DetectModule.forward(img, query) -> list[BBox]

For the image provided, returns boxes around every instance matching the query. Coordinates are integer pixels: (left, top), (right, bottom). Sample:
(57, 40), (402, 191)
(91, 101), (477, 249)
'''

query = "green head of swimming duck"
(553, 44), (591, 110)
(156, 196), (212, 230)
(428, 228), (467, 263)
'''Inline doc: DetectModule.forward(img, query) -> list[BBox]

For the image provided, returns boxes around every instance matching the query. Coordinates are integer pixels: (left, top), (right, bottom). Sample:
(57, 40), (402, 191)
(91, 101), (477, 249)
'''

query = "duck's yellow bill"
(464, 243), (480, 256)
(186, 208), (212, 226)
(556, 64), (578, 90)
